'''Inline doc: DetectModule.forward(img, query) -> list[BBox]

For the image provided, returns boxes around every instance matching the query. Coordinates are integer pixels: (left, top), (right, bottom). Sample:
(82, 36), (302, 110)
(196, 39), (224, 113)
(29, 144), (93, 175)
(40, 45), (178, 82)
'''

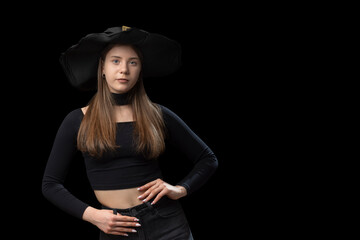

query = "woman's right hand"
(82, 206), (141, 236)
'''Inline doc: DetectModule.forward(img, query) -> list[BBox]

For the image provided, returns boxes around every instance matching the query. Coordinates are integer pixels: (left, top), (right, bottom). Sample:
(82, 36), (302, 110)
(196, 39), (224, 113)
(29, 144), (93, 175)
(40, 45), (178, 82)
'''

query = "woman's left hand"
(137, 178), (187, 205)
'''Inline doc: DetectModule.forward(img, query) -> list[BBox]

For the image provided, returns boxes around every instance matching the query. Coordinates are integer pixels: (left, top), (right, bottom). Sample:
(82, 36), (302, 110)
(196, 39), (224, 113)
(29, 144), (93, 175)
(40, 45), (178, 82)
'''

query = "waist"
(95, 187), (145, 209)
(101, 196), (182, 217)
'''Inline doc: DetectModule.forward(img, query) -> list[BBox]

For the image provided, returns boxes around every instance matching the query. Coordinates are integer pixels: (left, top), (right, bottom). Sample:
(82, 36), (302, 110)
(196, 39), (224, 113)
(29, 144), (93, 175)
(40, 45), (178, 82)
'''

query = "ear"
(101, 59), (106, 76)
(101, 59), (105, 70)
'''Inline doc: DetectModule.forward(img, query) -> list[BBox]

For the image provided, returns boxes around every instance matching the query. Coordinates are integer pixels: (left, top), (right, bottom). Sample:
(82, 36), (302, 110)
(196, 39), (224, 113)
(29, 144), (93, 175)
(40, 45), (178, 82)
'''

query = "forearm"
(177, 150), (218, 195)
(42, 180), (89, 219)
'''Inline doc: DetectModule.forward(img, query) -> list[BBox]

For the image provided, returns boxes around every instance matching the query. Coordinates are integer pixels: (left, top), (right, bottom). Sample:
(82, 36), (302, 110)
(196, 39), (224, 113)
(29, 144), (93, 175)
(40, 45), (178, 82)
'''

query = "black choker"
(111, 92), (130, 106)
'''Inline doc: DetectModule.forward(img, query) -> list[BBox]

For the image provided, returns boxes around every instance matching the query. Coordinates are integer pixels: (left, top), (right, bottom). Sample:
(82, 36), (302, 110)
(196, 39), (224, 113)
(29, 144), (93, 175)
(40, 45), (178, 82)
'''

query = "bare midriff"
(94, 187), (146, 209)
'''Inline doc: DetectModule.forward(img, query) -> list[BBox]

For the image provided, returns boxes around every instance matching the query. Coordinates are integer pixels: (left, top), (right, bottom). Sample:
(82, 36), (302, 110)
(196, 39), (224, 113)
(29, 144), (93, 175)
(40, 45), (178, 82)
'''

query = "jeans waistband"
(102, 201), (154, 216)
(102, 197), (174, 216)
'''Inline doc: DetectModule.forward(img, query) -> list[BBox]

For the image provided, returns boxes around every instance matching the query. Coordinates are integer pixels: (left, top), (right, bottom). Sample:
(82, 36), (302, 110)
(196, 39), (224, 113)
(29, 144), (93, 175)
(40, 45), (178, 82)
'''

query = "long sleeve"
(42, 109), (89, 219)
(161, 105), (218, 196)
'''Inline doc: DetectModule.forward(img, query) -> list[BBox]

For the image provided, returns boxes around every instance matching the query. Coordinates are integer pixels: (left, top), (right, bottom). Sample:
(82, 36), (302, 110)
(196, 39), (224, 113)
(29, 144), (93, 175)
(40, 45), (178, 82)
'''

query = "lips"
(117, 78), (129, 83)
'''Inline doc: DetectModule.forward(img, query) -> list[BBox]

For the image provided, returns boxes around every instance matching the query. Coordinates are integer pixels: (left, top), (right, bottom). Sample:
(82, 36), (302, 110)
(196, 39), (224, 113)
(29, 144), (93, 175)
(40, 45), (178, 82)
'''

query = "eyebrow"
(110, 56), (139, 60)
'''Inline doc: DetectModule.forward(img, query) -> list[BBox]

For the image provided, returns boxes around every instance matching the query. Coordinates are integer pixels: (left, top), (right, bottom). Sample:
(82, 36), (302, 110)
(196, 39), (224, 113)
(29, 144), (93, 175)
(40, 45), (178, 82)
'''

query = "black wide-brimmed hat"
(59, 26), (181, 91)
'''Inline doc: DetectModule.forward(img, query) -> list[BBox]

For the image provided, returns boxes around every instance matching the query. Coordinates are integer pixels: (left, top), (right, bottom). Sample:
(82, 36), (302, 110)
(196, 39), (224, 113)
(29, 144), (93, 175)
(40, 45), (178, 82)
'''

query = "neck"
(111, 92), (130, 106)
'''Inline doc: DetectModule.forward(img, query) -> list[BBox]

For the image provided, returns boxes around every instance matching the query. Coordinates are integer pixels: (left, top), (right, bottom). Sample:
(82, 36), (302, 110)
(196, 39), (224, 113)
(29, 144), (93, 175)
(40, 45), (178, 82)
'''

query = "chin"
(110, 86), (130, 94)
(110, 81), (136, 93)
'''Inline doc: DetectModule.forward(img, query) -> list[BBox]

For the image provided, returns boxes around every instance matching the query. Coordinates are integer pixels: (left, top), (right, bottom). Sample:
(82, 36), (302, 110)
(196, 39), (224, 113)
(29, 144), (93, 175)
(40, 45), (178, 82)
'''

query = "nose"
(119, 62), (129, 75)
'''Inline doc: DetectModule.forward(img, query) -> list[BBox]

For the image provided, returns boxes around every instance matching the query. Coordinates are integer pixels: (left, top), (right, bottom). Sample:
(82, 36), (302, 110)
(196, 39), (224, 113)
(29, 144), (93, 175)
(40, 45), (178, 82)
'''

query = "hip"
(100, 197), (193, 240)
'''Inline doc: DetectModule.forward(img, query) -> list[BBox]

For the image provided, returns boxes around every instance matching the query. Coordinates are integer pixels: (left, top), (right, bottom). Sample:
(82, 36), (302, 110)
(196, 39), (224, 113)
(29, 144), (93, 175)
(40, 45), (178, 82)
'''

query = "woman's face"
(102, 45), (141, 93)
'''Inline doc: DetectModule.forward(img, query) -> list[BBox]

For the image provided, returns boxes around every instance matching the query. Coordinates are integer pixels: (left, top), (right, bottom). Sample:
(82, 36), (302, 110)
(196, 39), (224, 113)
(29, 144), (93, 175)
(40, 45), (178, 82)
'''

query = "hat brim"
(59, 27), (181, 91)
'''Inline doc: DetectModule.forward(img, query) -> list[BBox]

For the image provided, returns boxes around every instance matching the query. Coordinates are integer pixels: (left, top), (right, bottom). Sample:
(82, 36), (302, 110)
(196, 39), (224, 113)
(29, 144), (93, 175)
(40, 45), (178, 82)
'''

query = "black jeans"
(99, 197), (193, 240)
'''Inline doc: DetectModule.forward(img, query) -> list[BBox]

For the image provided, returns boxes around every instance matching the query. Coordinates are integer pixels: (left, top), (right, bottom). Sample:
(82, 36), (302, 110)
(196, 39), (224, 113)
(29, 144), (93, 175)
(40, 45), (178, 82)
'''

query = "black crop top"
(42, 105), (218, 219)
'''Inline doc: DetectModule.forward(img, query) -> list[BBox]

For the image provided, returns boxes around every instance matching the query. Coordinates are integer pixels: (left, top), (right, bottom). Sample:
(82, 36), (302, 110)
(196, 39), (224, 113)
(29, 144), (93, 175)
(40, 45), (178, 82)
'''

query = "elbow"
(41, 176), (57, 200)
(210, 153), (219, 173)
(200, 149), (218, 176)
(213, 156), (219, 171)
(41, 179), (50, 199)
(201, 147), (219, 173)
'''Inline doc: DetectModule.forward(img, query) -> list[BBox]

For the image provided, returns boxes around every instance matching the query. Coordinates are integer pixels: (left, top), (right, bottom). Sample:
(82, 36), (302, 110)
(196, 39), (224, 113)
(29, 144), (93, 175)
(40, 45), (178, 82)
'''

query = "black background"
(4, 3), (351, 239)
(3, 4), (294, 240)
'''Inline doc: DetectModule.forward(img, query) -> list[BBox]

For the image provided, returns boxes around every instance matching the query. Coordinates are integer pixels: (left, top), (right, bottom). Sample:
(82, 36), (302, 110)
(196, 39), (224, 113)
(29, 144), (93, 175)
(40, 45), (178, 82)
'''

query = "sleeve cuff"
(178, 183), (191, 196)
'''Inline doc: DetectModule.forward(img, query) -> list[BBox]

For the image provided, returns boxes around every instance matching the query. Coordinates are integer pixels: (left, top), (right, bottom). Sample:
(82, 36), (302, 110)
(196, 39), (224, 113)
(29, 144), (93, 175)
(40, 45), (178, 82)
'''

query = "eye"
(112, 59), (120, 64)
(129, 61), (138, 66)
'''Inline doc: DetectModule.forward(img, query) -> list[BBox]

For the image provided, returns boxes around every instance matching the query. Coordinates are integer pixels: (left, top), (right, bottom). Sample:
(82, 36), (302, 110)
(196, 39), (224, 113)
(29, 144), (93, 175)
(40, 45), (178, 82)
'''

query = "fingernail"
(136, 223), (141, 226)
(143, 199), (147, 202)
(123, 233), (129, 236)
(151, 201), (155, 205)
(134, 218), (140, 222)
(137, 187), (141, 190)
(132, 229), (137, 232)
(138, 195), (142, 199)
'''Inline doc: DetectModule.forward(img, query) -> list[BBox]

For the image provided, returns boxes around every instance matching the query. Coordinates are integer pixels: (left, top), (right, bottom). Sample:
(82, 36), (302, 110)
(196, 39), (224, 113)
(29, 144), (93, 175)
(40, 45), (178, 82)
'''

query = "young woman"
(42, 26), (218, 239)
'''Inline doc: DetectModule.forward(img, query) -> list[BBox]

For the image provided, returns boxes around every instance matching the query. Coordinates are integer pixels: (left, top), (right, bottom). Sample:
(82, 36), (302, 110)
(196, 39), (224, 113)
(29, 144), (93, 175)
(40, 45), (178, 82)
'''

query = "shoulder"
(60, 108), (84, 129)
(51, 108), (84, 138)
(157, 104), (180, 120)
(156, 104), (204, 145)
(156, 104), (187, 127)
(64, 108), (84, 121)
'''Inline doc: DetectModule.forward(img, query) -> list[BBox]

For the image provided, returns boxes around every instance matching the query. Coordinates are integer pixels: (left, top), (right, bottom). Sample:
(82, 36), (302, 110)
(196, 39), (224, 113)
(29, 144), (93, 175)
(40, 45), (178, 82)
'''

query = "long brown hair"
(77, 44), (166, 159)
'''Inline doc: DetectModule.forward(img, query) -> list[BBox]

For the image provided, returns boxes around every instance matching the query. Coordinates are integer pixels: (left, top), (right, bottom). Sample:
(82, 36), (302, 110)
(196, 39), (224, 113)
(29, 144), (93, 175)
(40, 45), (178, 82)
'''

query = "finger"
(114, 214), (139, 222)
(112, 226), (139, 233)
(151, 188), (168, 205)
(139, 182), (161, 200)
(138, 179), (164, 199)
(143, 185), (164, 202)
(113, 221), (142, 228)
(137, 179), (157, 191)
(107, 231), (129, 237)
(107, 228), (134, 236)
